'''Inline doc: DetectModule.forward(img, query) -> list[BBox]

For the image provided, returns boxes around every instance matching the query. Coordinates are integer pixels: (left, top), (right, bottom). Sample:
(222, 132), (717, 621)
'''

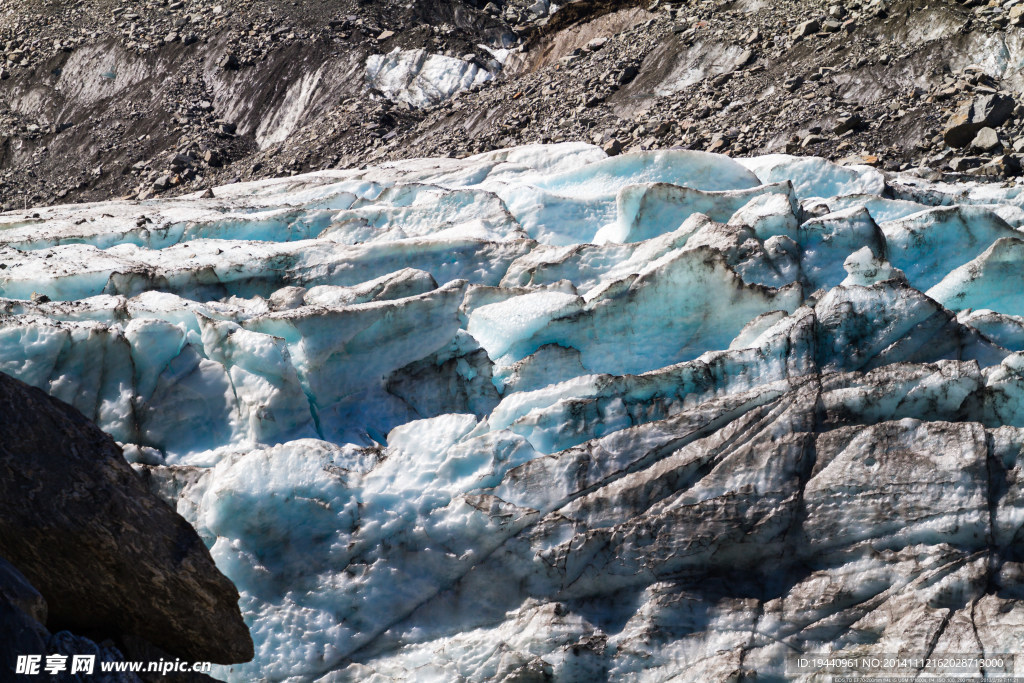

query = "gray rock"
(0, 557), (148, 681)
(617, 65), (639, 85)
(792, 19), (821, 39)
(944, 93), (1016, 147)
(169, 153), (193, 171)
(980, 154), (1022, 177)
(0, 556), (46, 624)
(0, 590), (51, 680)
(971, 126), (1002, 153)
(528, 0), (550, 17)
(950, 156), (986, 172)
(833, 113), (863, 135)
(602, 138), (622, 156)
(0, 372), (253, 663)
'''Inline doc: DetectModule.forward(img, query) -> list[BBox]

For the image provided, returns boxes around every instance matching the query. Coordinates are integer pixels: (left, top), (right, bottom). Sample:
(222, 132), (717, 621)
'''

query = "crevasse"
(3, 143), (1024, 681)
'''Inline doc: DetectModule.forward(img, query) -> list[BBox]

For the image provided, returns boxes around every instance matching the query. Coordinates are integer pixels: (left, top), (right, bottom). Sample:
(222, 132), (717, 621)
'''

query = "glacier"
(365, 48), (497, 109)
(4, 143), (1024, 680)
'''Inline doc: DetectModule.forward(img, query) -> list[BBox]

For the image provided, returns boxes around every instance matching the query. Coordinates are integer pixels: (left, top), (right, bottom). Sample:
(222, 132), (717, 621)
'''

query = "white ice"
(365, 48), (496, 109)
(4, 144), (1024, 681)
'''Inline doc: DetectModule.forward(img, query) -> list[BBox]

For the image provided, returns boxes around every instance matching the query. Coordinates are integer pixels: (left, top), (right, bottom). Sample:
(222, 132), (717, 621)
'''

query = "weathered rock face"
(0, 555), (145, 683)
(0, 371), (253, 665)
(944, 93), (1015, 147)
(0, 556), (46, 627)
(10, 0), (1024, 207)
(0, 556), (51, 668)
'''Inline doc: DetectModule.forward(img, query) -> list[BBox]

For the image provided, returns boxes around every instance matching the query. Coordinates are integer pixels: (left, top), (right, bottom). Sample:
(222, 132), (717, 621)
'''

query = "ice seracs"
(4, 143), (1024, 681)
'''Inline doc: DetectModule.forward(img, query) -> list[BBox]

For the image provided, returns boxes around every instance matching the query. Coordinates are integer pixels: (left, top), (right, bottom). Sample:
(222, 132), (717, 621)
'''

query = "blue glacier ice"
(4, 144), (1024, 681)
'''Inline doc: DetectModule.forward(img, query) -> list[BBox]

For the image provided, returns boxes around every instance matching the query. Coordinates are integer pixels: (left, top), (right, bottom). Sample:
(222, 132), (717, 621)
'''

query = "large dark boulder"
(0, 555), (145, 682)
(0, 372), (253, 664)
(943, 93), (1016, 147)
(0, 556), (50, 669)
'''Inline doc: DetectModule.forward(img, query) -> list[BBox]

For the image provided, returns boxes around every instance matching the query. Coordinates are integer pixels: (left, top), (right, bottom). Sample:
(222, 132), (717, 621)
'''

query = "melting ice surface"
(365, 48), (496, 109)
(5, 144), (1024, 680)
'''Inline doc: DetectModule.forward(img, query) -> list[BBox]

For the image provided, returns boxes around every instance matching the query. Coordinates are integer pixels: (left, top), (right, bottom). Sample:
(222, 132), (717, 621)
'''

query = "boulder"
(0, 556), (46, 625)
(0, 556), (145, 682)
(0, 372), (253, 664)
(218, 53), (239, 70)
(0, 562), (51, 679)
(971, 126), (1002, 153)
(1011, 4), (1024, 26)
(602, 138), (622, 156)
(833, 113), (863, 135)
(792, 19), (821, 39)
(944, 93), (1015, 147)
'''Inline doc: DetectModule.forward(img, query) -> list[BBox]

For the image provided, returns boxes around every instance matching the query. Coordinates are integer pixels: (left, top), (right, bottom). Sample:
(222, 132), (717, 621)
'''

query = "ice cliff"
(3, 143), (1024, 681)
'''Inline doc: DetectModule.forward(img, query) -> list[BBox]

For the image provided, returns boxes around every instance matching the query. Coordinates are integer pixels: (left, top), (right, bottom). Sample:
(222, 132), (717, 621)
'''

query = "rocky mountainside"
(4, 144), (1024, 680)
(5, 0), (1024, 210)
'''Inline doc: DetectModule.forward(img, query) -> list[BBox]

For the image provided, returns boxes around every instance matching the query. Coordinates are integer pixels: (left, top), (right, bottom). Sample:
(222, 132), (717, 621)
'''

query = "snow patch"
(365, 48), (496, 109)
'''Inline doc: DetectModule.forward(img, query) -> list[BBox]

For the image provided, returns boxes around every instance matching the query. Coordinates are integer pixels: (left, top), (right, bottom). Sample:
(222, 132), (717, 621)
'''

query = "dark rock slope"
(0, 370), (252, 666)
(6, 0), (1024, 209)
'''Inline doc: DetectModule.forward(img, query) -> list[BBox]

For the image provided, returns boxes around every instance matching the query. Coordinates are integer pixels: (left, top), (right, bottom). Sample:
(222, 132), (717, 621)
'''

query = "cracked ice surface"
(365, 48), (496, 109)
(6, 143), (1024, 681)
